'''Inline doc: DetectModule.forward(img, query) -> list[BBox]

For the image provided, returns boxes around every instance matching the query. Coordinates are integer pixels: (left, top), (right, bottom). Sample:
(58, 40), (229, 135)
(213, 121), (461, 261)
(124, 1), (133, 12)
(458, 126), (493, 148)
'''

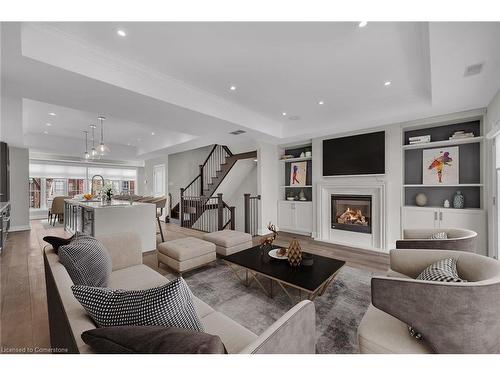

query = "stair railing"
(184, 193), (235, 232)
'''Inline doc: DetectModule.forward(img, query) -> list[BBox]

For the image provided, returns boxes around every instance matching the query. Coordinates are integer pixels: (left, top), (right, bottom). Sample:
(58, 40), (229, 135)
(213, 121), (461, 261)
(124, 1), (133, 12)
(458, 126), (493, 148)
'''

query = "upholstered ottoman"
(203, 230), (253, 256)
(157, 237), (216, 275)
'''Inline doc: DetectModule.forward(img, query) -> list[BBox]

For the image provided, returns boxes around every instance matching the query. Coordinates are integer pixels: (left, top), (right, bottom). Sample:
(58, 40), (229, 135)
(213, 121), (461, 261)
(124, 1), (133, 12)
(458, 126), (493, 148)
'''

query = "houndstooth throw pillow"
(428, 231), (448, 240)
(59, 234), (112, 287)
(416, 258), (466, 282)
(409, 258), (466, 340)
(71, 277), (204, 332)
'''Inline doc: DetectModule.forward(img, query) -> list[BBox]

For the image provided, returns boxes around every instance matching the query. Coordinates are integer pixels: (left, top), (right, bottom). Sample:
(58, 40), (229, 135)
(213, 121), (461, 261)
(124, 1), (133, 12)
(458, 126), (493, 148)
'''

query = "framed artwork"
(290, 161), (307, 186)
(422, 146), (459, 185)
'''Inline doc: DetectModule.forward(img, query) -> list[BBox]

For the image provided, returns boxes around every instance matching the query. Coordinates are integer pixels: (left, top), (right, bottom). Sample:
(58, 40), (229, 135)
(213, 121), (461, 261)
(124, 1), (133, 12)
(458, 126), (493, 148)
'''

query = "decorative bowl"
(268, 248), (288, 260)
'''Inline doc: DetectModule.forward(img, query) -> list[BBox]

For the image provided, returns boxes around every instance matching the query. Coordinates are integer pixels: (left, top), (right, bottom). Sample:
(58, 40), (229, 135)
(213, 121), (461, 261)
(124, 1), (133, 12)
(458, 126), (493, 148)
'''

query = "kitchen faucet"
(91, 175), (105, 196)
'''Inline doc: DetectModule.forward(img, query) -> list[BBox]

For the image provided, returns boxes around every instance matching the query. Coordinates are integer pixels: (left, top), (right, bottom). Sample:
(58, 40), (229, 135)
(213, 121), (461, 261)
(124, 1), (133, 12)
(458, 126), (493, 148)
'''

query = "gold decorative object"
(260, 222), (278, 250)
(287, 238), (302, 267)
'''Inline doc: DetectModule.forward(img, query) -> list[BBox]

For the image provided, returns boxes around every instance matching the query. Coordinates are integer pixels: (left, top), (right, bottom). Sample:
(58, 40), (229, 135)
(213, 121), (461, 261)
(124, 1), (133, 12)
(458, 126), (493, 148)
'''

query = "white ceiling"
(1, 21), (499, 162)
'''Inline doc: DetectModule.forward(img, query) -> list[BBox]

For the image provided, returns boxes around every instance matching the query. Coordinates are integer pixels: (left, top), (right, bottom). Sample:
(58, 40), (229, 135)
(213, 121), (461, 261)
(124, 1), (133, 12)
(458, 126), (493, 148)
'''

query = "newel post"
(217, 193), (224, 230)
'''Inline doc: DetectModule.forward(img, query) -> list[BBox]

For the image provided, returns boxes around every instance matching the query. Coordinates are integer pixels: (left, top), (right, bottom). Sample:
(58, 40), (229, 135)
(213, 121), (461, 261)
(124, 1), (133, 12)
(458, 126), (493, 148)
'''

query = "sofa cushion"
(72, 277), (204, 332)
(58, 234), (112, 287)
(82, 326), (226, 354)
(108, 265), (169, 290)
(357, 304), (433, 354)
(157, 237), (215, 261)
(202, 311), (257, 353)
(203, 230), (252, 248)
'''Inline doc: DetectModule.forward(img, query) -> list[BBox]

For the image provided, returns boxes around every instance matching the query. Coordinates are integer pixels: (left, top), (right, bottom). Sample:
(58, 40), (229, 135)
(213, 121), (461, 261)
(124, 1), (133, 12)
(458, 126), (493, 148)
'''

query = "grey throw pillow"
(72, 277), (204, 332)
(82, 326), (226, 354)
(58, 234), (112, 287)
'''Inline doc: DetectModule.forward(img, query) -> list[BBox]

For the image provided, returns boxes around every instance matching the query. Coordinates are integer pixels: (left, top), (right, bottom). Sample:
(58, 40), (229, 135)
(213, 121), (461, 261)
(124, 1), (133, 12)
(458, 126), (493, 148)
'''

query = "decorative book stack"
(409, 135), (431, 145)
(449, 131), (474, 140)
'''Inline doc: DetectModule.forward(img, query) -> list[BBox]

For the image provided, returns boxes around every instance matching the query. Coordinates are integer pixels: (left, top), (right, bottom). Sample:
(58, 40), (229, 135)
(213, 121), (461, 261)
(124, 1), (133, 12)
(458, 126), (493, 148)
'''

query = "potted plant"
(100, 183), (115, 204)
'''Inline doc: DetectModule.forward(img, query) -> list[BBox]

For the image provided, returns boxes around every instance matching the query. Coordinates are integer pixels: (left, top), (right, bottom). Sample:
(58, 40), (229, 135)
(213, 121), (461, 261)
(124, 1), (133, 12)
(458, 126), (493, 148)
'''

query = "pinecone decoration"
(287, 238), (302, 267)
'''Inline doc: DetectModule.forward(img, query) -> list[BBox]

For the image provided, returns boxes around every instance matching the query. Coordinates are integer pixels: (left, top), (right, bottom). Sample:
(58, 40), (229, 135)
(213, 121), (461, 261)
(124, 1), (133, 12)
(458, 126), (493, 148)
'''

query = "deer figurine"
(260, 222), (278, 251)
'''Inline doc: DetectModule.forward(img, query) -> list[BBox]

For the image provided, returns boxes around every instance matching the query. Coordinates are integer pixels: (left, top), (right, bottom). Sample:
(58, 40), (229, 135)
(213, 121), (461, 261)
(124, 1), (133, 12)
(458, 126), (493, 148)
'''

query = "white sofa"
(43, 232), (316, 354)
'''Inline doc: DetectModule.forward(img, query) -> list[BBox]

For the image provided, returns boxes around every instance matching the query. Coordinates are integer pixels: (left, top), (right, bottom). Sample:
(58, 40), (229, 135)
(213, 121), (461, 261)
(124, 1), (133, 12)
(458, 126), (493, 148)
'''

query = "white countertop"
(0, 202), (10, 212)
(65, 199), (152, 209)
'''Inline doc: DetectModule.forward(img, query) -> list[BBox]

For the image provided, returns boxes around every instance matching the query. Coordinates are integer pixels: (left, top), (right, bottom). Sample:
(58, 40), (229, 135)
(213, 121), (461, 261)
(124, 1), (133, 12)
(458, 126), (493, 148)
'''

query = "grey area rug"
(177, 259), (373, 354)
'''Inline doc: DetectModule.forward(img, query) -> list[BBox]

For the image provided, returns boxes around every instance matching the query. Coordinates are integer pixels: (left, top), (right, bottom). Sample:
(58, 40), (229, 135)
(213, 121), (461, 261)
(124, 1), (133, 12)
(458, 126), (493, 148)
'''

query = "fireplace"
(331, 195), (372, 234)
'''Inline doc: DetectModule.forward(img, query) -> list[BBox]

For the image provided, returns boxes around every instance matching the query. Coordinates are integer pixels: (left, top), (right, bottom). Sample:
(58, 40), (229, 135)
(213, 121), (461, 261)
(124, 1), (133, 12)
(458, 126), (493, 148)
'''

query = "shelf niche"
(403, 119), (482, 209)
(282, 145), (312, 201)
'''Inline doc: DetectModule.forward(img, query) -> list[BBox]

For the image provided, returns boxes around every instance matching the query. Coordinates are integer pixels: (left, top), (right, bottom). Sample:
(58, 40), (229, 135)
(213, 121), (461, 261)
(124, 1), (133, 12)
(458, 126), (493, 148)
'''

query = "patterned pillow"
(428, 231), (448, 240)
(409, 258), (466, 340)
(58, 234), (112, 287)
(416, 258), (466, 282)
(71, 277), (204, 332)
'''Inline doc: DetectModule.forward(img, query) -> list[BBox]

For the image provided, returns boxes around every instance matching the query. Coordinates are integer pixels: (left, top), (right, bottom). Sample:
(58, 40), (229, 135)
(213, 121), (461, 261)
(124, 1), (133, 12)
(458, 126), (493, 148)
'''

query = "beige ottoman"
(203, 230), (253, 256)
(157, 237), (216, 275)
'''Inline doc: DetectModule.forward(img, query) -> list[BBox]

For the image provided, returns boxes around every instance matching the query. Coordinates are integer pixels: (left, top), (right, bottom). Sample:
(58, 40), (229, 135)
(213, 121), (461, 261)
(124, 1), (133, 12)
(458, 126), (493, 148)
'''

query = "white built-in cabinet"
(278, 201), (313, 235)
(403, 206), (487, 253)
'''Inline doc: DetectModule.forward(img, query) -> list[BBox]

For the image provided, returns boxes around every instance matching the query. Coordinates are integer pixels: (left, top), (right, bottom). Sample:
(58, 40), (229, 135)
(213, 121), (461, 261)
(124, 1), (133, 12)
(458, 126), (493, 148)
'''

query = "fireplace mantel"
(316, 182), (387, 251)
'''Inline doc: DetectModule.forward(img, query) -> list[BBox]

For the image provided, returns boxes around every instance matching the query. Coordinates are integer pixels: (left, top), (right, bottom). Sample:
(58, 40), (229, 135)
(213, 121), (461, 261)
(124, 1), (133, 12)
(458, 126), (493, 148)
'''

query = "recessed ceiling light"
(137, 138), (141, 142)
(358, 21), (368, 28)
(43, 130), (49, 134)
(117, 29), (127, 37)
(151, 132), (155, 136)
(318, 100), (325, 105)
(384, 81), (392, 86)
(48, 112), (56, 116)
(229, 85), (237, 91)
(281, 112), (287, 116)
(127, 143), (131, 146)
(46, 123), (52, 126)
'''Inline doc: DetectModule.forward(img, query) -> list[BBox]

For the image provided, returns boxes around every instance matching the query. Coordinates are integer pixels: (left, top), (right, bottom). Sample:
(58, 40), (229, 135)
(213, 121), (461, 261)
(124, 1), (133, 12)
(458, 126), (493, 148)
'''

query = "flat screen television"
(322, 131), (385, 176)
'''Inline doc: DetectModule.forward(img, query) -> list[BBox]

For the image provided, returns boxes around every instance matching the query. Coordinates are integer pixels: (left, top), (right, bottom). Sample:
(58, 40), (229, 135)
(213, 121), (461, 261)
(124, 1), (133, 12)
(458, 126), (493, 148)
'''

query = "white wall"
(486, 89), (500, 258)
(215, 159), (258, 232)
(9, 147), (30, 231)
(167, 145), (212, 206)
(311, 125), (402, 251)
(257, 142), (280, 235)
(142, 155), (168, 197)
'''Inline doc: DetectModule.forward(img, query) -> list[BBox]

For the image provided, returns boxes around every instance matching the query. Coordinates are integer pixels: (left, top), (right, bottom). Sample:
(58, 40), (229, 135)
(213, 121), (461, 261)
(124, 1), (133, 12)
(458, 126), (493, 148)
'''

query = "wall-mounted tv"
(322, 131), (385, 176)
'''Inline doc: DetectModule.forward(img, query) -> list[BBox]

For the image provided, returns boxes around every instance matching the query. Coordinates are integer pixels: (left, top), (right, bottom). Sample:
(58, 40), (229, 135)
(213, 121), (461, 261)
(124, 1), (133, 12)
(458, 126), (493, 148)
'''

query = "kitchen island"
(64, 199), (156, 252)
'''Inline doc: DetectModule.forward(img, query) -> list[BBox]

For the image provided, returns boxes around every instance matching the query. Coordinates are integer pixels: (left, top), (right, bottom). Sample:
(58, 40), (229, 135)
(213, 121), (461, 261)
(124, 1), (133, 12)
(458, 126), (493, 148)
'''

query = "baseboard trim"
(9, 224), (32, 232)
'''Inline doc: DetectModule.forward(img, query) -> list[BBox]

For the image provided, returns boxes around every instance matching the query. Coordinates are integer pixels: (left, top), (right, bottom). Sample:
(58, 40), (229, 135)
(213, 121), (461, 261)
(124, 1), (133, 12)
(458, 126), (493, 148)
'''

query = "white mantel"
(316, 181), (387, 251)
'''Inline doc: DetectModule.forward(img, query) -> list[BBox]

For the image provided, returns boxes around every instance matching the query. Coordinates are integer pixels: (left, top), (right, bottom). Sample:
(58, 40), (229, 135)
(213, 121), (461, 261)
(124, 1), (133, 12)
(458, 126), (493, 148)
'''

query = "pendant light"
(98, 115), (110, 156)
(83, 131), (90, 160)
(89, 124), (99, 159)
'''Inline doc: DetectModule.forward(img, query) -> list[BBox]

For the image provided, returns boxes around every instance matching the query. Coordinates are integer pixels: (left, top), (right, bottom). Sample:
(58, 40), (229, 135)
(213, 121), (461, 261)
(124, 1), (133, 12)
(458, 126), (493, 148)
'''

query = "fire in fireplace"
(331, 195), (372, 234)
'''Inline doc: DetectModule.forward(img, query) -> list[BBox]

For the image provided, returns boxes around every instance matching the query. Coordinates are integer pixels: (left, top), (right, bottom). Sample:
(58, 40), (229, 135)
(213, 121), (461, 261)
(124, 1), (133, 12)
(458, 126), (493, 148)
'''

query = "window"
(29, 162), (138, 212)
(29, 178), (41, 208)
(68, 179), (84, 198)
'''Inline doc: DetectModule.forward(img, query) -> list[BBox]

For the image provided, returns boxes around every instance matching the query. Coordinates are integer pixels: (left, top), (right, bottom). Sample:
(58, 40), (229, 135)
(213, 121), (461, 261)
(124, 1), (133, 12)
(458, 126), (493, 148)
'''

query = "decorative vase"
(302, 253), (314, 266)
(443, 199), (450, 208)
(453, 191), (465, 209)
(299, 189), (306, 201)
(300, 152), (305, 158)
(415, 193), (427, 207)
(287, 238), (302, 267)
(305, 150), (312, 157)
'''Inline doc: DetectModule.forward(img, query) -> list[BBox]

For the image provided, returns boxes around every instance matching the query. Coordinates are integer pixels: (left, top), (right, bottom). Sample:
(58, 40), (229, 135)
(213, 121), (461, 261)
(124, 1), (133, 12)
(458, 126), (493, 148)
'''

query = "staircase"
(171, 144), (257, 232)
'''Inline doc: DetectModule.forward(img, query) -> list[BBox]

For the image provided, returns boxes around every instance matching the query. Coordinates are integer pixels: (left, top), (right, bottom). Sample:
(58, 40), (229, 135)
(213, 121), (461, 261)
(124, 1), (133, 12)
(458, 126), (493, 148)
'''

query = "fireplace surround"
(331, 195), (372, 234)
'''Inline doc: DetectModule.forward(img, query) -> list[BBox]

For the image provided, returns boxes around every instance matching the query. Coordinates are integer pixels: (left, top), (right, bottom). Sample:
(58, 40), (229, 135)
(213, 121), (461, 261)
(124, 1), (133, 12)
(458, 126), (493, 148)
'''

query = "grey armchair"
(358, 249), (500, 354)
(396, 228), (477, 252)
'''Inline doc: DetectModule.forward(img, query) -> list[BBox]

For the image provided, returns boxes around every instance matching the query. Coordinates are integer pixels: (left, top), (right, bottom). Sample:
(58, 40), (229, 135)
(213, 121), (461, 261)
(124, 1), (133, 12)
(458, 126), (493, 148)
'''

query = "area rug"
(177, 259), (374, 354)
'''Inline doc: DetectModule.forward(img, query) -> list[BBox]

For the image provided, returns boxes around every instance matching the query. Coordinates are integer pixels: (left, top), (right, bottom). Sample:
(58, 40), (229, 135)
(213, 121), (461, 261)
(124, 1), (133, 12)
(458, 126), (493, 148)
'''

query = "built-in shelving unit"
(401, 115), (487, 253)
(277, 142), (313, 235)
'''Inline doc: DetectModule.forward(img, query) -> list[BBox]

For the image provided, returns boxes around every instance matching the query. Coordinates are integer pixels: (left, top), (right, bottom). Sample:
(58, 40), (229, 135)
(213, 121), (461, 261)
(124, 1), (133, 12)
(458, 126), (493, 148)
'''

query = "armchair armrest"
(240, 300), (316, 354)
(96, 232), (142, 271)
(371, 276), (500, 353)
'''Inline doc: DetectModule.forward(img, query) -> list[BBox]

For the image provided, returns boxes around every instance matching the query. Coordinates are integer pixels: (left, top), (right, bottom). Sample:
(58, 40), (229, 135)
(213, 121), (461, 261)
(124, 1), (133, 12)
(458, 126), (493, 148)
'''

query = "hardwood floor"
(0, 219), (388, 352)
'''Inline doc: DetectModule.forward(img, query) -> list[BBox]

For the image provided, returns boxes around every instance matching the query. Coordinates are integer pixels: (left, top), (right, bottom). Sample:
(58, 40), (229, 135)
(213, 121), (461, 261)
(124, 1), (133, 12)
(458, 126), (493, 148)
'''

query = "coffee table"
(223, 244), (345, 302)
